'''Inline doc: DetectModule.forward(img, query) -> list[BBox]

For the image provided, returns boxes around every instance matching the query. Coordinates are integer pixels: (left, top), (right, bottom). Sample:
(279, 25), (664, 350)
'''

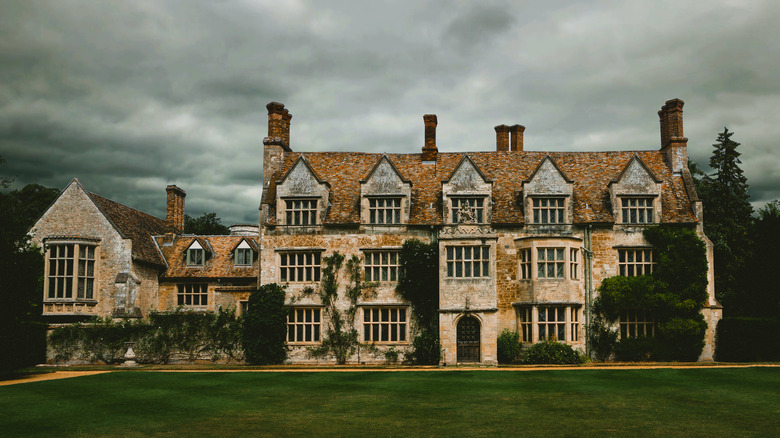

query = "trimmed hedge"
(715, 317), (780, 362)
(497, 330), (522, 364)
(522, 340), (583, 365)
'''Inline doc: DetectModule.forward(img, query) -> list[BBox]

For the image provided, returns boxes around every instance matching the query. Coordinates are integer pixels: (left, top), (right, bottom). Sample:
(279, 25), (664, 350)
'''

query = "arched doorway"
(457, 316), (481, 363)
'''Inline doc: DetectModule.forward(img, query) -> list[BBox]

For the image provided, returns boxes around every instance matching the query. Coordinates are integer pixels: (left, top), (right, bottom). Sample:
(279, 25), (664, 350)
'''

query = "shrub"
(405, 329), (441, 365)
(497, 330), (522, 364)
(522, 340), (582, 365)
(613, 337), (656, 362)
(243, 284), (288, 365)
(656, 316), (706, 361)
(588, 318), (618, 362)
(716, 317), (780, 362)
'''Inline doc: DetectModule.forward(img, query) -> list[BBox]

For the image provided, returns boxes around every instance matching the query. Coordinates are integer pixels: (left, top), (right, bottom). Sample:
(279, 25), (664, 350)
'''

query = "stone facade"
(259, 98), (722, 364)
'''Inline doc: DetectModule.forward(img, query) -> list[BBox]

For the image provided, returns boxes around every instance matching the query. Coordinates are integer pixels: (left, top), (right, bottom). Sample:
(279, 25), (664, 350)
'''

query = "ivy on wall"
(593, 225), (708, 361)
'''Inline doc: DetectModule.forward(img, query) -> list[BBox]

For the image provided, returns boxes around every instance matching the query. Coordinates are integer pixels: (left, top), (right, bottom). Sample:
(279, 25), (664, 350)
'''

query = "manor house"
(30, 98), (721, 363)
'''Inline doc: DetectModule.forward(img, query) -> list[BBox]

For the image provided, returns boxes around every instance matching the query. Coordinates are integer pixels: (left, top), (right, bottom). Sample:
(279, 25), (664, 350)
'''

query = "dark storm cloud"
(1, 0), (779, 224)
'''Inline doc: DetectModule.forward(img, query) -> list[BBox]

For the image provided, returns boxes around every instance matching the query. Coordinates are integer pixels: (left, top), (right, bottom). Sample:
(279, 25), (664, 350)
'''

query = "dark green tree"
(183, 212), (230, 235)
(242, 283), (288, 365)
(0, 160), (60, 374)
(697, 128), (753, 312)
(396, 239), (439, 331)
(745, 201), (780, 317)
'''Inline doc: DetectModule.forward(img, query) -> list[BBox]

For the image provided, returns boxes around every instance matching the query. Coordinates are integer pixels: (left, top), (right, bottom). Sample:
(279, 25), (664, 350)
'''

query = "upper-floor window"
(621, 197), (654, 224)
(519, 249), (532, 280)
(570, 248), (579, 280)
(177, 283), (208, 307)
(537, 248), (564, 279)
(368, 198), (401, 224)
(618, 249), (654, 276)
(46, 243), (96, 300)
(234, 241), (253, 266)
(285, 199), (317, 225)
(364, 251), (400, 282)
(532, 198), (565, 224)
(186, 241), (205, 266)
(280, 252), (321, 283)
(452, 197), (485, 224)
(446, 245), (489, 278)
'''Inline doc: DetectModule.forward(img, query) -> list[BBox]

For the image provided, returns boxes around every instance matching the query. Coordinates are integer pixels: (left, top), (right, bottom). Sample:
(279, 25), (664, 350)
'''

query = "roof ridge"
(89, 192), (165, 224)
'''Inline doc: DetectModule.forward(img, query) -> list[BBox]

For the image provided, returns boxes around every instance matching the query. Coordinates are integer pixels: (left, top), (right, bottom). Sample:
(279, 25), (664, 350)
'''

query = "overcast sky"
(1, 0), (778, 225)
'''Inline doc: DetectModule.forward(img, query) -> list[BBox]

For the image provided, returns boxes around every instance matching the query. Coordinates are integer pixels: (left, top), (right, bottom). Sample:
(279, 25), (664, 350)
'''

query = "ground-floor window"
(363, 307), (407, 343)
(177, 284), (208, 307)
(619, 309), (655, 338)
(516, 305), (581, 343)
(287, 307), (321, 344)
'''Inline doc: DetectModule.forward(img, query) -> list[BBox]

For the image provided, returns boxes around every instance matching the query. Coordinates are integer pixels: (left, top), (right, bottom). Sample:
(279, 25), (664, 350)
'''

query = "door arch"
(457, 316), (481, 363)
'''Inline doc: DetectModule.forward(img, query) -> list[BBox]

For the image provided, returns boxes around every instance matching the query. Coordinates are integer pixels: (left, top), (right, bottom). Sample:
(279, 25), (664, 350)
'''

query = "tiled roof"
(89, 193), (168, 265)
(155, 235), (259, 279)
(263, 150), (696, 225)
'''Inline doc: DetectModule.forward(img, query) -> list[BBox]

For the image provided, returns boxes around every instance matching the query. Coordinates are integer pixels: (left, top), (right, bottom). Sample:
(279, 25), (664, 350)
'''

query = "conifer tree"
(700, 128), (753, 312)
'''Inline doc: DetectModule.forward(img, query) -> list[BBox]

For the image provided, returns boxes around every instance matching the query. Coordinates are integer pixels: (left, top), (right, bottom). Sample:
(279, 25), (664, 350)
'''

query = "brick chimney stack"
(658, 98), (688, 173)
(165, 185), (186, 234)
(510, 124), (525, 152)
(281, 108), (292, 149)
(422, 114), (438, 162)
(495, 125), (510, 151)
(263, 102), (292, 190)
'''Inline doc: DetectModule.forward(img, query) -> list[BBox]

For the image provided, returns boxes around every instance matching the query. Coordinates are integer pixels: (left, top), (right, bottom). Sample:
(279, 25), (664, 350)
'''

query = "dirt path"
(3, 364), (777, 386)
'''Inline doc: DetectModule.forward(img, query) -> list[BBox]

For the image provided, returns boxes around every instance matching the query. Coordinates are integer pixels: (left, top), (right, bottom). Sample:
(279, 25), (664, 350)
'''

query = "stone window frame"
(177, 283), (208, 308)
(367, 197), (403, 225)
(620, 196), (656, 224)
(619, 309), (655, 338)
(516, 304), (582, 344)
(287, 307), (322, 344)
(530, 196), (567, 224)
(445, 245), (490, 279)
(537, 247), (565, 279)
(617, 248), (655, 276)
(363, 249), (401, 283)
(514, 237), (582, 282)
(43, 238), (100, 303)
(283, 197), (319, 226)
(278, 250), (323, 283)
(450, 196), (488, 224)
(361, 306), (409, 344)
(570, 248), (580, 280)
(519, 248), (532, 280)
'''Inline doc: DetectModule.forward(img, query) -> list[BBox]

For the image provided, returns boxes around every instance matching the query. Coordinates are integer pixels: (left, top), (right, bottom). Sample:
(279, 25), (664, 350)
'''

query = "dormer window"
(285, 198), (317, 225)
(452, 197), (485, 224)
(187, 241), (205, 266)
(532, 198), (565, 224)
(368, 198), (401, 224)
(235, 240), (254, 265)
(621, 197), (654, 224)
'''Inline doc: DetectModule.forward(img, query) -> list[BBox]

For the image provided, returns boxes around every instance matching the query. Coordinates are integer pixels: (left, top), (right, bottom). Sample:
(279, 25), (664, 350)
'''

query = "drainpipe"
(583, 224), (594, 357)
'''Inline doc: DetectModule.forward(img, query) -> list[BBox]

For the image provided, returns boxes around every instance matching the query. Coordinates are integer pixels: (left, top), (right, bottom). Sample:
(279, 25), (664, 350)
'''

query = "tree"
(745, 201), (780, 317)
(183, 212), (230, 235)
(242, 284), (288, 365)
(697, 128), (753, 313)
(0, 159), (61, 373)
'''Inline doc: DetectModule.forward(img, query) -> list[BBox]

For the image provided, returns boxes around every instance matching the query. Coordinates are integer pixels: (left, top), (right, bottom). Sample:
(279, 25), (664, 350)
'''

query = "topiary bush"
(716, 317), (780, 362)
(243, 283), (288, 365)
(522, 340), (583, 365)
(613, 337), (657, 362)
(497, 330), (522, 364)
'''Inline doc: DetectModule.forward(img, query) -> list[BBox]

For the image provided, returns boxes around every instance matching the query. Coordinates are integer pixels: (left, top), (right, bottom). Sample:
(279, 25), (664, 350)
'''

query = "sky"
(1, 0), (779, 225)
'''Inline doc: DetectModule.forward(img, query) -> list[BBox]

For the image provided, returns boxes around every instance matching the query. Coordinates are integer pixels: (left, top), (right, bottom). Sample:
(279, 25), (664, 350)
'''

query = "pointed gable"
(361, 155), (410, 195)
(523, 155), (572, 196)
(609, 155), (662, 193)
(277, 156), (330, 196)
(443, 155), (492, 193)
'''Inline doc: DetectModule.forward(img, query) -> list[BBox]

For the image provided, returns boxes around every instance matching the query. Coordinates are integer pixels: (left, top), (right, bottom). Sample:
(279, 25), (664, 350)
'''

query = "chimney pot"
(494, 125), (510, 151)
(266, 102), (287, 146)
(422, 114), (438, 161)
(165, 185), (186, 234)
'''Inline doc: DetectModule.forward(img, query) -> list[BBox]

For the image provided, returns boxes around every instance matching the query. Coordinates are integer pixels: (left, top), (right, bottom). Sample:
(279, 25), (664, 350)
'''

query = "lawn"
(1, 368), (778, 437)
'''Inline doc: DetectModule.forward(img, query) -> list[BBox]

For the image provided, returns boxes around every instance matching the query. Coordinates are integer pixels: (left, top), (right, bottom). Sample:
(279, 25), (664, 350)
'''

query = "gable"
(277, 158), (327, 196)
(445, 156), (491, 193)
(523, 156), (572, 196)
(362, 156), (409, 195)
(610, 156), (662, 194)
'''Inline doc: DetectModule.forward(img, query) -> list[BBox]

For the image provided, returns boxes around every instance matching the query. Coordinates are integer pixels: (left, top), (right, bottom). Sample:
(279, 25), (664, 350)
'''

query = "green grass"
(1, 368), (778, 437)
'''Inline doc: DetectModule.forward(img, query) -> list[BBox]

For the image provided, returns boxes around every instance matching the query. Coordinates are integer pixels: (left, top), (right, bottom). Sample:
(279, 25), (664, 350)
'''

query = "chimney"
(495, 125), (509, 151)
(422, 114), (438, 161)
(658, 98), (688, 173)
(263, 102), (291, 190)
(281, 108), (292, 149)
(165, 185), (187, 234)
(510, 124), (525, 152)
